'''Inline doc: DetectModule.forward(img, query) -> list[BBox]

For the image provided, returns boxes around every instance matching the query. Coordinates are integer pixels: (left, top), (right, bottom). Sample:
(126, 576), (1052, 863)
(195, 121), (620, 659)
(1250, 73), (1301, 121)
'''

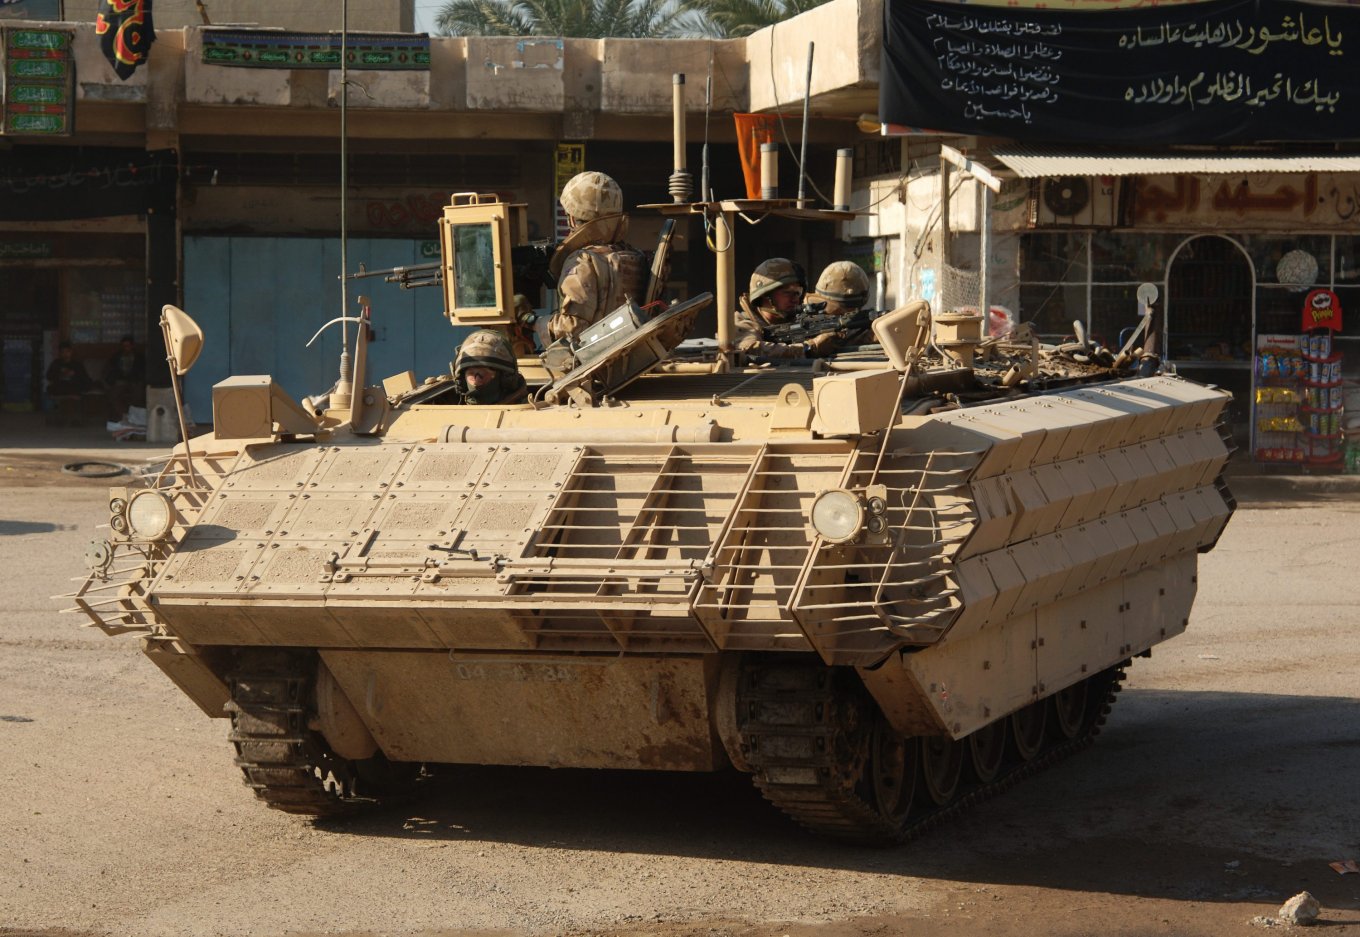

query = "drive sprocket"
(226, 650), (414, 816)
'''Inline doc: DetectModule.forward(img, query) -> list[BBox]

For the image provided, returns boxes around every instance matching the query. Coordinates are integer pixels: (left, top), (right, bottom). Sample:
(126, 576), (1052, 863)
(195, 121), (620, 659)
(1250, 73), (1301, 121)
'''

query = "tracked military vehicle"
(72, 182), (1234, 845)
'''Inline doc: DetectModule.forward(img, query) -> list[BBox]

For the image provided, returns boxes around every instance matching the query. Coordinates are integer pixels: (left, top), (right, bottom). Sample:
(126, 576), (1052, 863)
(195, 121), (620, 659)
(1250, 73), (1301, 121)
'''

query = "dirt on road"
(0, 452), (163, 489)
(2, 487), (1358, 937)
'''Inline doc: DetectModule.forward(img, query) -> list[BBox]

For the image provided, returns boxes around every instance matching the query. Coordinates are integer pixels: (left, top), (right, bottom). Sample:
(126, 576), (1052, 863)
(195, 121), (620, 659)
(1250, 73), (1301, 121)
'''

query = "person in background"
(452, 329), (528, 405)
(735, 257), (838, 362)
(46, 341), (93, 397)
(104, 334), (145, 421)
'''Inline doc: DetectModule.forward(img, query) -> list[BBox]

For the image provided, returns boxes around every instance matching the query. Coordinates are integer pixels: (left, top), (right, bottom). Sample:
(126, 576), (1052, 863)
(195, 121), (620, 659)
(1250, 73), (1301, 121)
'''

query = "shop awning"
(991, 146), (1360, 178)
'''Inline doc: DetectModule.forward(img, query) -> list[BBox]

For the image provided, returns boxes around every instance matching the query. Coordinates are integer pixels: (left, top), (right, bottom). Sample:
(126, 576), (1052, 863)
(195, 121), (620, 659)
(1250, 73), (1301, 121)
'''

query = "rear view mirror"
(161, 305), (204, 376)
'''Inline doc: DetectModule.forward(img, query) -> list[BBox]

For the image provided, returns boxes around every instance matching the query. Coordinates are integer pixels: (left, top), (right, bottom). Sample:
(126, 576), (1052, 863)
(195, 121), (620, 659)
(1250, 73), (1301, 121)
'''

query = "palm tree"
(679, 0), (829, 37)
(435, 0), (705, 38)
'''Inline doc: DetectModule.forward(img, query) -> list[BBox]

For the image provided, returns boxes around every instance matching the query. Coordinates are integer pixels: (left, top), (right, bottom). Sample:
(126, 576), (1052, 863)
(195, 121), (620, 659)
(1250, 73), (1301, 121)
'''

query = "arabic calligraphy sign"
(880, 0), (1353, 143)
(1132, 173), (1360, 228)
(0, 240), (51, 259)
(0, 148), (175, 221)
(0, 1), (61, 19)
(200, 30), (431, 70)
(1, 27), (74, 136)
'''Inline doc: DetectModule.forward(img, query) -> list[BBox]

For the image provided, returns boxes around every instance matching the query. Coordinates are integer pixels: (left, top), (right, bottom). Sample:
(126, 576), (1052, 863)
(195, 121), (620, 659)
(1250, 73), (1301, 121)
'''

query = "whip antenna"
(797, 41), (814, 208)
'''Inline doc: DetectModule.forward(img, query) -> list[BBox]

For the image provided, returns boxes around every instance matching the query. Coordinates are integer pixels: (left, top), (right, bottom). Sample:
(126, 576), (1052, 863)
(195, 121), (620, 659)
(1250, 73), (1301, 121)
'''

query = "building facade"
(4, 0), (1352, 469)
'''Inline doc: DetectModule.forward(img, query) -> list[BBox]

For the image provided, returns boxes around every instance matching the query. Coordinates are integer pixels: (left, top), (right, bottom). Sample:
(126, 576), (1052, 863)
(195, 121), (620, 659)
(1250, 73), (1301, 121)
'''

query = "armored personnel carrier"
(72, 187), (1234, 844)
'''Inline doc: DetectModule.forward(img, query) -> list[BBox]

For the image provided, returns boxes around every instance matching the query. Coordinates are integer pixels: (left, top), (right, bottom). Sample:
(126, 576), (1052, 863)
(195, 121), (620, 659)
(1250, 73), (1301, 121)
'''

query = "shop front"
(0, 231), (148, 417)
(0, 147), (174, 419)
(998, 158), (1360, 471)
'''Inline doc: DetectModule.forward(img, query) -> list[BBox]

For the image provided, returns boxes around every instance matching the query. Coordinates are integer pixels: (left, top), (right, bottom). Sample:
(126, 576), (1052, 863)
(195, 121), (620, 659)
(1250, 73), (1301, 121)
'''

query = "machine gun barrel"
(342, 261), (443, 289)
(341, 241), (557, 298)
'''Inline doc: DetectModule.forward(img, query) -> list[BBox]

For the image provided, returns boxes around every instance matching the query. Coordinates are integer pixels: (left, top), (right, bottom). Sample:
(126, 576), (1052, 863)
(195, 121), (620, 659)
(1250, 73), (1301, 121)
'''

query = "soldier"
(548, 171), (647, 343)
(735, 257), (839, 362)
(810, 261), (871, 317)
(452, 329), (528, 405)
(808, 260), (875, 349)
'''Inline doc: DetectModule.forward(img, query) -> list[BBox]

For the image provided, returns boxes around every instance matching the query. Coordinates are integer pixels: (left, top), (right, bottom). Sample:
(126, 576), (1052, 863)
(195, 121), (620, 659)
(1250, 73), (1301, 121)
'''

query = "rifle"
(763, 304), (878, 345)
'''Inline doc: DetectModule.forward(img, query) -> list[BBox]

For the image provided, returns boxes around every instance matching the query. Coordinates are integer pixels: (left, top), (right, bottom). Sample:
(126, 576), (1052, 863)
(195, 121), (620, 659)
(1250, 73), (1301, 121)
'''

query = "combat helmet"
(560, 172), (624, 223)
(749, 258), (801, 303)
(815, 261), (871, 307)
(453, 328), (517, 378)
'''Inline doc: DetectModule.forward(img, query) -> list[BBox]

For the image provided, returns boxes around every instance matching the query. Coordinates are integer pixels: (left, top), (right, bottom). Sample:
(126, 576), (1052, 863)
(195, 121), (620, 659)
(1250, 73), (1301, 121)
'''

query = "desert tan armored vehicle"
(72, 184), (1235, 844)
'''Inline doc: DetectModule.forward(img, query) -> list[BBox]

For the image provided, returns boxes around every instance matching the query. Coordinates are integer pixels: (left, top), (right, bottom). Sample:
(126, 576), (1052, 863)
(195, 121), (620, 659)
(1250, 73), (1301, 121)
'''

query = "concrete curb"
(1225, 473), (1360, 503)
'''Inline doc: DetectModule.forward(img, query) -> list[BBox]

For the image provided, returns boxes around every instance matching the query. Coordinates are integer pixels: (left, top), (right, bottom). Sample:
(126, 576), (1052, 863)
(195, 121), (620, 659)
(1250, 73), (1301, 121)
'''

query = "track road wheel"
(1051, 680), (1089, 740)
(967, 719), (1007, 784)
(739, 659), (1132, 845)
(920, 735), (964, 805)
(866, 717), (919, 829)
(1010, 700), (1047, 761)
(227, 651), (415, 816)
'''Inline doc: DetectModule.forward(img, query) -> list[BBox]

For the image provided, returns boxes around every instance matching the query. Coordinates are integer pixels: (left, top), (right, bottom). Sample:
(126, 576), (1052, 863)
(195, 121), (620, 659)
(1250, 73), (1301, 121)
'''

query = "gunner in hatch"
(452, 329), (528, 405)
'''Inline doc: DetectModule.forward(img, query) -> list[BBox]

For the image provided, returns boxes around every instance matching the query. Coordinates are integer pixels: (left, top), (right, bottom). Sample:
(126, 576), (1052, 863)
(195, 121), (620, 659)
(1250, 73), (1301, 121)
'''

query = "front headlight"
(810, 489), (864, 544)
(125, 490), (176, 541)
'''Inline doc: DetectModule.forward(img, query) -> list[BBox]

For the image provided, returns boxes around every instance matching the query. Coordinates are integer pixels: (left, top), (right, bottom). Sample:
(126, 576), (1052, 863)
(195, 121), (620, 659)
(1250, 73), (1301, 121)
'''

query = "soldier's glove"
(804, 331), (841, 358)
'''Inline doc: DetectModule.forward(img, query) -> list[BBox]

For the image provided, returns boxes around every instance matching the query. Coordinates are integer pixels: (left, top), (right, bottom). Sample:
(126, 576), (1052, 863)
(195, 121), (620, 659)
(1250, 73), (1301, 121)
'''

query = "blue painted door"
(183, 237), (461, 422)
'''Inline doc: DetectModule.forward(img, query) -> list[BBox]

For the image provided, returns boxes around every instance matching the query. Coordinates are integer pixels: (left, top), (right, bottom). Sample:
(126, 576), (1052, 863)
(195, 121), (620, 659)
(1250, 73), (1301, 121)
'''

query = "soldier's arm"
(735, 302), (810, 361)
(736, 320), (809, 361)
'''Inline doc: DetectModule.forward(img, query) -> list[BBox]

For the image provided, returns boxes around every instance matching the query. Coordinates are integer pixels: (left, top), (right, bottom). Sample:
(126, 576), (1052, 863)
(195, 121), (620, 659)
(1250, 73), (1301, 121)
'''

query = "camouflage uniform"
(549, 172), (647, 342)
(736, 299), (807, 361)
(452, 329), (528, 405)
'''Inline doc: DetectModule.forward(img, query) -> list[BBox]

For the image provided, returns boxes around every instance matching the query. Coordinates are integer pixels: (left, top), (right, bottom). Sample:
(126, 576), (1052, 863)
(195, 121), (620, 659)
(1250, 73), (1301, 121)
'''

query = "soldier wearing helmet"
(548, 171), (648, 343)
(811, 261), (871, 316)
(735, 257), (839, 362)
(807, 260), (875, 348)
(452, 328), (528, 405)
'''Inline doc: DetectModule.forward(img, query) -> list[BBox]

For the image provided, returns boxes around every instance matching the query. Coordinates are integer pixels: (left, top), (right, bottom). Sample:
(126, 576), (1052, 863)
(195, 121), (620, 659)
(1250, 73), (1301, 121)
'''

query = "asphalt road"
(1, 483), (1358, 937)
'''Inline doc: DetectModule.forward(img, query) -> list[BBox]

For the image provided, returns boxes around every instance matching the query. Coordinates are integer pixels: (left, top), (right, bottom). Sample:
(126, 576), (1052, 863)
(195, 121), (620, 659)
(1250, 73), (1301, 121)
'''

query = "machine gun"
(344, 260), (441, 289)
(763, 304), (878, 345)
(343, 243), (558, 293)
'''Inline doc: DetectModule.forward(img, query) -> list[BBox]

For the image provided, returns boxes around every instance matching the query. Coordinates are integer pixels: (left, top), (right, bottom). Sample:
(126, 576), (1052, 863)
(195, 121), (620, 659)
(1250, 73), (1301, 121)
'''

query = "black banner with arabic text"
(880, 0), (1355, 143)
(96, 0), (154, 80)
(0, 147), (174, 221)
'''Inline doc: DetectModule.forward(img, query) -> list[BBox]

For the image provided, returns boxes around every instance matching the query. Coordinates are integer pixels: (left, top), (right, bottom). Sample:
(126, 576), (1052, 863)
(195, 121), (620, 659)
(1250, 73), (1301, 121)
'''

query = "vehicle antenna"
(797, 41), (814, 209)
(332, 0), (354, 410)
(669, 74), (692, 203)
(701, 50), (713, 203)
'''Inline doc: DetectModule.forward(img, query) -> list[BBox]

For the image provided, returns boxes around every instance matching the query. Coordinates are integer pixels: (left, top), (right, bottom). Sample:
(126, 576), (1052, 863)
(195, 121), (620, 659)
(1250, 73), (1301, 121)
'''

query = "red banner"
(733, 113), (777, 201)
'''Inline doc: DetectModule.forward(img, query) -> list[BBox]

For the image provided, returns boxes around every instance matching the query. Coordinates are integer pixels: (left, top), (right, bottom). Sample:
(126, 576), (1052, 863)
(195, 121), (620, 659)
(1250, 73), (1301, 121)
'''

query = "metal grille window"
(1019, 232), (1360, 375)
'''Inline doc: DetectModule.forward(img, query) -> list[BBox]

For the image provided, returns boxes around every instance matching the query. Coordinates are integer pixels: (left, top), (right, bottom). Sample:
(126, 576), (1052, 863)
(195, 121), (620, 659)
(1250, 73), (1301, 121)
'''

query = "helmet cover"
(560, 172), (623, 223)
(749, 257), (801, 303)
(815, 261), (871, 305)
